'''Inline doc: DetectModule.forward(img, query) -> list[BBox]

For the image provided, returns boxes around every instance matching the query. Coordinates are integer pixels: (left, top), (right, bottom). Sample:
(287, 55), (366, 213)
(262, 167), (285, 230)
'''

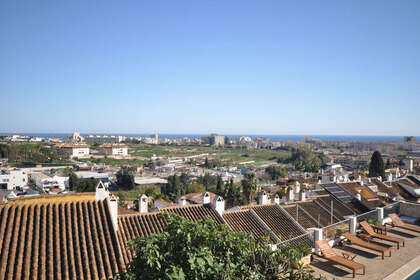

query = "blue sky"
(1, 0), (419, 135)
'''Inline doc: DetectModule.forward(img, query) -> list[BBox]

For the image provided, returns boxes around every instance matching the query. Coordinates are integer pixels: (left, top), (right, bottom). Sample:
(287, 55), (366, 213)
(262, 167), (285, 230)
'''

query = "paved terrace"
(311, 226), (420, 279)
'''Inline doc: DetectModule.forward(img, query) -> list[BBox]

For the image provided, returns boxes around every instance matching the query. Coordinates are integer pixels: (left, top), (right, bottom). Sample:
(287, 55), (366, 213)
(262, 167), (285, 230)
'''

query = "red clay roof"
(117, 204), (223, 265)
(223, 210), (277, 242)
(244, 204), (307, 241)
(0, 200), (124, 280)
(179, 192), (217, 204)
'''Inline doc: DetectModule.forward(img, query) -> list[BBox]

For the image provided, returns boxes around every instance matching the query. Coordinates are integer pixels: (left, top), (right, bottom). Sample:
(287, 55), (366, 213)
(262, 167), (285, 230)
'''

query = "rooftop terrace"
(310, 201), (420, 279)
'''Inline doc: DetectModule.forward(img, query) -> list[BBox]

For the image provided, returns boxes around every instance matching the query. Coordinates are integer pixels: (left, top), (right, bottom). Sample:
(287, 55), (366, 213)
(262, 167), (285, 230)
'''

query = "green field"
(79, 157), (146, 166)
(129, 144), (290, 167)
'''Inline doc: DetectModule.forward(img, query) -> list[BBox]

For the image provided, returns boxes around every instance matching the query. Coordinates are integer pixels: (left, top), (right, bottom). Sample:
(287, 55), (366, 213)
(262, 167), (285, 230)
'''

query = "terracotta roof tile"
(0, 200), (124, 280)
(246, 204), (307, 241)
(117, 204), (223, 265)
(223, 210), (277, 242)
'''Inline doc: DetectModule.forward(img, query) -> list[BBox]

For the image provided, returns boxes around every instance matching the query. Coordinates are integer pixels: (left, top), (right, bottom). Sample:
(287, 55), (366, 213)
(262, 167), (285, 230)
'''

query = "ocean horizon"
(0, 133), (417, 143)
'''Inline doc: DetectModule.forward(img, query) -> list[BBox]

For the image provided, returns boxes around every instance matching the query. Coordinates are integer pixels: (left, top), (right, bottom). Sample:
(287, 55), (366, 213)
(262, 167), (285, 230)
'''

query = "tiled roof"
(56, 143), (90, 148)
(223, 210), (277, 242)
(283, 204), (319, 229)
(246, 204), (307, 241)
(0, 200), (124, 280)
(371, 178), (400, 197)
(100, 143), (127, 148)
(179, 192), (217, 204)
(118, 205), (139, 216)
(315, 195), (359, 217)
(296, 201), (341, 227)
(117, 204), (223, 265)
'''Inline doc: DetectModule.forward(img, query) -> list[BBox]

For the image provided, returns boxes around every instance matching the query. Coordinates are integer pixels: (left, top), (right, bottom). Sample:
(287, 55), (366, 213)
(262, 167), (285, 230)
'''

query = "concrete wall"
(400, 202), (420, 219)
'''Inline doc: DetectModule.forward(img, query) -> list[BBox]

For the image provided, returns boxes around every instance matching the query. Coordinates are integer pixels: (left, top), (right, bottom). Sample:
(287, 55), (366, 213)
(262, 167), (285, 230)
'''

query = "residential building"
(209, 134), (225, 146)
(29, 172), (68, 191)
(0, 169), (28, 190)
(100, 143), (128, 156)
(84, 135), (125, 143)
(56, 143), (90, 159)
(74, 171), (110, 188)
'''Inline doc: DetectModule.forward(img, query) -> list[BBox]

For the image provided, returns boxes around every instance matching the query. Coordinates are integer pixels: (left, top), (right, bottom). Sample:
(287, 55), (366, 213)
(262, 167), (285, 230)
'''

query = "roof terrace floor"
(311, 227), (420, 280)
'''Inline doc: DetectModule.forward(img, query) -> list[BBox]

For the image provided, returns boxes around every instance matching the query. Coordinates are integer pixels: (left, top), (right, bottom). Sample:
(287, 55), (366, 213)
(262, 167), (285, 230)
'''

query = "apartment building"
(56, 143), (90, 159)
(100, 143), (128, 156)
(0, 169), (28, 190)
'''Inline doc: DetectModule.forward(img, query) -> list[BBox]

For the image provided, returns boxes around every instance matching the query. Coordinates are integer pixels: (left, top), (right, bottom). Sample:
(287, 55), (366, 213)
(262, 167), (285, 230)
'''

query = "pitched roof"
(179, 192), (217, 204)
(117, 204), (223, 265)
(283, 204), (320, 229)
(223, 210), (278, 243)
(243, 204), (307, 241)
(0, 200), (124, 280)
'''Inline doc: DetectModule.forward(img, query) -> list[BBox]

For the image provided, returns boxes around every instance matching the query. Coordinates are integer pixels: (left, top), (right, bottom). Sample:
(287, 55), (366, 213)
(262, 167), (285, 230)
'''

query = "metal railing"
(356, 209), (378, 223)
(277, 232), (314, 249)
(322, 219), (350, 240)
(383, 201), (400, 217)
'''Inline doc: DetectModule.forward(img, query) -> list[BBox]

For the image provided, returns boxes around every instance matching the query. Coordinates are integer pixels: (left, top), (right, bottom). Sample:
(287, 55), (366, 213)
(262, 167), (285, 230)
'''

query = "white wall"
(0, 169), (28, 190)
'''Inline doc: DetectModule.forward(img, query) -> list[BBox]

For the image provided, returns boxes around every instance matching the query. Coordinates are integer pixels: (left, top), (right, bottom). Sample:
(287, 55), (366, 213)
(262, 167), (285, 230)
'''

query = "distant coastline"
(0, 133), (417, 143)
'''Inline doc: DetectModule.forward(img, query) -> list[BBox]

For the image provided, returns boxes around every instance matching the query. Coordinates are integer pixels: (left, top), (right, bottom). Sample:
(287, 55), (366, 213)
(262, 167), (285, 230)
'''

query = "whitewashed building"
(29, 172), (69, 191)
(0, 169), (28, 190)
(100, 143), (128, 156)
(56, 143), (90, 159)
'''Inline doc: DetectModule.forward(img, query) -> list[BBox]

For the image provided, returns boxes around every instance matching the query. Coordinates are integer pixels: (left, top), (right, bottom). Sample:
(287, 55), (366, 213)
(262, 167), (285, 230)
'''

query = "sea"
(0, 133), (416, 143)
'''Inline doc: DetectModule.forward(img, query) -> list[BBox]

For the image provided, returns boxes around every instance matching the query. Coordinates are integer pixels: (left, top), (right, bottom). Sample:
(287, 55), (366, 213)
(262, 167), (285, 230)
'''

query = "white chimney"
(108, 194), (118, 231)
(178, 197), (187, 206)
(388, 173), (393, 181)
(139, 194), (148, 213)
(258, 191), (269, 205)
(274, 194), (280, 204)
(202, 192), (211, 204)
(356, 192), (362, 201)
(294, 182), (301, 194)
(213, 195), (225, 216)
(358, 175), (362, 182)
(95, 181), (109, 201)
(286, 187), (295, 202)
(300, 189), (306, 201)
(360, 181), (364, 186)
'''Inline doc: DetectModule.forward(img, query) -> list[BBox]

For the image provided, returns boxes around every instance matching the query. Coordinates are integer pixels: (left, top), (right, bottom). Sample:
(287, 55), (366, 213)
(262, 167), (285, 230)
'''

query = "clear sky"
(1, 0), (419, 135)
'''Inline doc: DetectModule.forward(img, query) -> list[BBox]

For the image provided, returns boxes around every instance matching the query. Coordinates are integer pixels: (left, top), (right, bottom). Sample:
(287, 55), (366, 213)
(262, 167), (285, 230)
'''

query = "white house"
(75, 171), (110, 188)
(100, 143), (128, 157)
(29, 172), (69, 191)
(0, 169), (28, 190)
(56, 143), (90, 159)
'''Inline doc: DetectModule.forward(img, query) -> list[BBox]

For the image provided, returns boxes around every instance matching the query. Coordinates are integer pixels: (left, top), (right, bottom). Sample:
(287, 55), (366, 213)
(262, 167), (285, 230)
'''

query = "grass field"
(79, 157), (146, 166)
(129, 144), (290, 166)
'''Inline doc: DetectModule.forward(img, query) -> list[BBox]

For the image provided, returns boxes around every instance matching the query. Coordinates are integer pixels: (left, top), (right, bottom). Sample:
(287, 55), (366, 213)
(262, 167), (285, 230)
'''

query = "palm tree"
(241, 173), (258, 204)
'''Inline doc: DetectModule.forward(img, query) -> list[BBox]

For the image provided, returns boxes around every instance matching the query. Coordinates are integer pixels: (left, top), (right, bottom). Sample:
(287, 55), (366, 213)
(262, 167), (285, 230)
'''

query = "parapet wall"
(400, 202), (420, 219)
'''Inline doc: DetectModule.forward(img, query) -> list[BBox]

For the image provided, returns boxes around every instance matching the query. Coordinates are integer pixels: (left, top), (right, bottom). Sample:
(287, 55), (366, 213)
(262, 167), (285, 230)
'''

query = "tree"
(385, 158), (391, 169)
(242, 173), (258, 204)
(216, 175), (224, 195)
(369, 151), (385, 178)
(68, 171), (79, 191)
(185, 182), (205, 194)
(116, 167), (135, 190)
(122, 213), (322, 280)
(75, 178), (98, 192)
(224, 179), (244, 208)
(265, 165), (287, 180)
(287, 149), (321, 172)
